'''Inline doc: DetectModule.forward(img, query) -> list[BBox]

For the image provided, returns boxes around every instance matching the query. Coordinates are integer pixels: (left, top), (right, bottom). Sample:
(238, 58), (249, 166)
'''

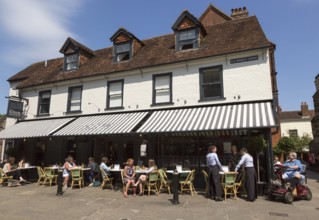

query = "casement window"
(107, 80), (124, 108)
(289, 129), (298, 138)
(67, 86), (82, 112)
(114, 42), (131, 62)
(153, 73), (172, 105)
(177, 29), (198, 51)
(65, 53), (79, 70)
(37, 90), (51, 115)
(199, 65), (224, 100)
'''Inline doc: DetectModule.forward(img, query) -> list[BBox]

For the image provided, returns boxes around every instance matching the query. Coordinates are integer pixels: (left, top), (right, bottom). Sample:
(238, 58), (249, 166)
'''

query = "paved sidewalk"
(0, 171), (318, 220)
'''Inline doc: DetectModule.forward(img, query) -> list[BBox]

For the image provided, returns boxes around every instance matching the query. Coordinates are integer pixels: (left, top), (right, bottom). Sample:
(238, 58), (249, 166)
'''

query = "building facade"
(310, 75), (319, 168)
(280, 102), (314, 139)
(0, 116), (6, 158)
(0, 5), (279, 182)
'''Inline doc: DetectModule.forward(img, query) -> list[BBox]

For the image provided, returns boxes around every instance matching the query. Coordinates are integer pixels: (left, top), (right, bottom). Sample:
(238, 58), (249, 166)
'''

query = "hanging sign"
(7, 100), (24, 119)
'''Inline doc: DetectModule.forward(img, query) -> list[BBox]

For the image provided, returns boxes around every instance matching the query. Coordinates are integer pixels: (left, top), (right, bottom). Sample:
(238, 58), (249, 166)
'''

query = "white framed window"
(199, 65), (224, 100)
(114, 42), (131, 62)
(65, 53), (79, 70)
(178, 29), (198, 51)
(107, 80), (124, 108)
(67, 86), (82, 112)
(153, 73), (172, 105)
(38, 90), (51, 115)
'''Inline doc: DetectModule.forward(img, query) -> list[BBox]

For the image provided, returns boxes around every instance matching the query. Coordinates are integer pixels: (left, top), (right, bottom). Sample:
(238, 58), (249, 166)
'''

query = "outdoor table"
(18, 166), (37, 182)
(110, 169), (123, 189)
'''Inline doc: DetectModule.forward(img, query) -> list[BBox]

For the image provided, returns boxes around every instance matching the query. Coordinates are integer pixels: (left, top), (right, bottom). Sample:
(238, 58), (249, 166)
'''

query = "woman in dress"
(235, 148), (257, 202)
(123, 158), (136, 197)
(63, 156), (76, 189)
(135, 159), (157, 196)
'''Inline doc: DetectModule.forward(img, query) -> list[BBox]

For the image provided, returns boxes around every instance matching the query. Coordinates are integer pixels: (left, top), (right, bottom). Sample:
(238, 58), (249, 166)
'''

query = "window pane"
(70, 102), (81, 111)
(41, 92), (51, 99)
(71, 88), (81, 100)
(180, 29), (196, 40)
(203, 84), (221, 98)
(116, 52), (130, 61)
(109, 82), (122, 95)
(155, 76), (170, 90)
(67, 54), (78, 62)
(117, 43), (130, 53)
(156, 90), (170, 103)
(109, 96), (122, 108)
(39, 104), (50, 114)
(68, 87), (82, 112)
(202, 68), (220, 83)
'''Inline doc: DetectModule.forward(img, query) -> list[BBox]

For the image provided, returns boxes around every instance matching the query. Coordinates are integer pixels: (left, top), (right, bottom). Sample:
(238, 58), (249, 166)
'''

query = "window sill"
(198, 97), (226, 103)
(104, 107), (125, 111)
(35, 114), (51, 118)
(150, 102), (175, 107)
(64, 110), (82, 115)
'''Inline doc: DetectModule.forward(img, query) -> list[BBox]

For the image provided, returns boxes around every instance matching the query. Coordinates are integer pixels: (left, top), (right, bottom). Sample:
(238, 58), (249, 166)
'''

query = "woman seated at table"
(134, 159), (157, 196)
(18, 157), (26, 168)
(123, 158), (137, 197)
(62, 156), (76, 189)
(3, 156), (25, 182)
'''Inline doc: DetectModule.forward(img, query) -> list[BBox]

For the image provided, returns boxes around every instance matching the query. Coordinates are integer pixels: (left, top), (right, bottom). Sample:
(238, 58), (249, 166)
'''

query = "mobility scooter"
(268, 164), (312, 204)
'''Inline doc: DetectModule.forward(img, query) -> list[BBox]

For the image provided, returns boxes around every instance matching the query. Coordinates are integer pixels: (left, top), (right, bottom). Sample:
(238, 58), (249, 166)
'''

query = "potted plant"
(247, 135), (266, 182)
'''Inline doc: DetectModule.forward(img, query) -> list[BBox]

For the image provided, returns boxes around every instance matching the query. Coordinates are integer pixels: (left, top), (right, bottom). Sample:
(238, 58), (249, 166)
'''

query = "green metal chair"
(145, 171), (159, 196)
(222, 172), (238, 200)
(100, 168), (114, 190)
(0, 168), (13, 186)
(158, 169), (171, 194)
(70, 168), (84, 189)
(43, 167), (57, 187)
(36, 166), (46, 185)
(180, 170), (196, 195)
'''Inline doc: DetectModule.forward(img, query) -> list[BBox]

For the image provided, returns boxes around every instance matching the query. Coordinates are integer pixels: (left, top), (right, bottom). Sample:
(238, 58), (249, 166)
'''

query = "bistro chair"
(0, 168), (13, 186)
(222, 172), (238, 200)
(100, 168), (114, 190)
(234, 172), (245, 198)
(201, 170), (209, 197)
(179, 170), (196, 195)
(70, 168), (84, 189)
(43, 167), (57, 187)
(144, 171), (159, 196)
(158, 169), (171, 194)
(36, 166), (46, 185)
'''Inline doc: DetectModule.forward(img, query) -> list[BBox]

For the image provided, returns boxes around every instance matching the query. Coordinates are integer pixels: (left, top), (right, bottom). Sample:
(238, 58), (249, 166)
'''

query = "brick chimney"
(231, 7), (249, 19)
(301, 102), (309, 117)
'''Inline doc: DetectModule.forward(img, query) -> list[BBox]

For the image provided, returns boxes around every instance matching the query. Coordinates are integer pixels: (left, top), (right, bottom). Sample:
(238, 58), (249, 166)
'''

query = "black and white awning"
(0, 117), (74, 139)
(137, 102), (276, 133)
(53, 112), (148, 136)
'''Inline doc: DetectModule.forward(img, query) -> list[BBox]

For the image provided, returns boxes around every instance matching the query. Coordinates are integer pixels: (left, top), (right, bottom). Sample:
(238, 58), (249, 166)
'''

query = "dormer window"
(114, 42), (131, 62)
(172, 10), (207, 52)
(65, 53), (79, 70)
(178, 29), (198, 50)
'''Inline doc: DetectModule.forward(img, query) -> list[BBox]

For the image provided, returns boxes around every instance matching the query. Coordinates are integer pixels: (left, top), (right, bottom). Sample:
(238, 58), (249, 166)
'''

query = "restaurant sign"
(7, 100), (24, 119)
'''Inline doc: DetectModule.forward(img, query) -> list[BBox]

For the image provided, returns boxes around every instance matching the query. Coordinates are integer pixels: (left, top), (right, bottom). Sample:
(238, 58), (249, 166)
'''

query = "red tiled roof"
(280, 110), (315, 120)
(8, 16), (271, 89)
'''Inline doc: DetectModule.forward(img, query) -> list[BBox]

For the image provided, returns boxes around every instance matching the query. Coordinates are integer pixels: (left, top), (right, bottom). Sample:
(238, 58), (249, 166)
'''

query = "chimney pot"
(231, 7), (249, 19)
(301, 102), (309, 117)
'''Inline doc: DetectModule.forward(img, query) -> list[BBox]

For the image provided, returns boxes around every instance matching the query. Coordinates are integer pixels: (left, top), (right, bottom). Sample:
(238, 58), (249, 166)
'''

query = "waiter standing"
(235, 148), (257, 202)
(206, 144), (223, 201)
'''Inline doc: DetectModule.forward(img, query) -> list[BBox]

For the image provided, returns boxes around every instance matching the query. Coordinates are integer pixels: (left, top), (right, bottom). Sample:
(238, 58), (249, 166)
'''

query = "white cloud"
(0, 0), (84, 66)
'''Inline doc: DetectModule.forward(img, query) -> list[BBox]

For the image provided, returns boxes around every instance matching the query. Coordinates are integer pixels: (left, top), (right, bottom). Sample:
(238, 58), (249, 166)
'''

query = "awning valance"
(137, 102), (276, 133)
(0, 118), (74, 139)
(53, 112), (148, 136)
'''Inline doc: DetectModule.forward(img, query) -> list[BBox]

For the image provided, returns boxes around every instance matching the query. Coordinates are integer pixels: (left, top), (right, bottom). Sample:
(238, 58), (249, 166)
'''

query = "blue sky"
(0, 0), (318, 114)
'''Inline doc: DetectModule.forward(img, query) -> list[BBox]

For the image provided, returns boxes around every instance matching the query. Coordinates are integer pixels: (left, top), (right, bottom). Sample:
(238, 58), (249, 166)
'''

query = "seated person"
(134, 159), (157, 196)
(100, 157), (112, 177)
(274, 156), (281, 165)
(123, 158), (136, 197)
(3, 156), (25, 182)
(62, 156), (76, 189)
(18, 157), (26, 168)
(282, 152), (304, 191)
(87, 157), (98, 186)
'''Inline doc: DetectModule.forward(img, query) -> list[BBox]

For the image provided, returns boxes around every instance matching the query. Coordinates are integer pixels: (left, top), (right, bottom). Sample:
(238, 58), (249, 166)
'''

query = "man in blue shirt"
(282, 152), (303, 191)
(206, 144), (223, 201)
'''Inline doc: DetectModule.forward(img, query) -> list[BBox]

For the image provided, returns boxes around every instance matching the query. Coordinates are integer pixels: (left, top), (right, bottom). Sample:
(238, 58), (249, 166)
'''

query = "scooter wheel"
(284, 192), (294, 204)
(305, 190), (312, 201)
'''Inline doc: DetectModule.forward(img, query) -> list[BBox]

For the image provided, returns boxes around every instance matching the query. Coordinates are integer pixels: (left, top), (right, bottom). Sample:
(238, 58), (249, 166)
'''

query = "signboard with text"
(7, 100), (23, 119)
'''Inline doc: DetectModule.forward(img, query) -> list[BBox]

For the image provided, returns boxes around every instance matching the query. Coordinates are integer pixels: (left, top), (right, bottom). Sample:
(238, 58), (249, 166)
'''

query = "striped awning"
(0, 118), (74, 139)
(137, 102), (276, 133)
(54, 112), (148, 136)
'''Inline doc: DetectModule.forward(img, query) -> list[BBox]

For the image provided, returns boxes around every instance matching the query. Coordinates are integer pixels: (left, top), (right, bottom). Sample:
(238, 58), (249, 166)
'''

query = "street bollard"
(56, 170), (64, 196)
(172, 170), (179, 205)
